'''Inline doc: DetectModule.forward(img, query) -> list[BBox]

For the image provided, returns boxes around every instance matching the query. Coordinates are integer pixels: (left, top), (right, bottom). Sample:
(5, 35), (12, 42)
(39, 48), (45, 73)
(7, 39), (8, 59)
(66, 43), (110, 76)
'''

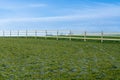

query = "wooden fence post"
(69, 30), (72, 41)
(17, 30), (19, 38)
(45, 30), (47, 39)
(101, 31), (103, 43)
(26, 30), (28, 38)
(3, 30), (5, 37)
(84, 31), (87, 42)
(35, 30), (37, 39)
(57, 30), (59, 40)
(10, 30), (11, 37)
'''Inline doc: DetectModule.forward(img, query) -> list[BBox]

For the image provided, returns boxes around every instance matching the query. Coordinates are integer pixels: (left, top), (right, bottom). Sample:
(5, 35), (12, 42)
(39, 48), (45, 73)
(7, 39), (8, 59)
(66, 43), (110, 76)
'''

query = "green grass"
(0, 38), (120, 80)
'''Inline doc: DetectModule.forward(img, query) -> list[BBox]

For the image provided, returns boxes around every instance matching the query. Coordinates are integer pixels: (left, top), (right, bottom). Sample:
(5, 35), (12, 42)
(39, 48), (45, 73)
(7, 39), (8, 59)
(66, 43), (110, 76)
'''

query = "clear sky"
(0, 0), (120, 32)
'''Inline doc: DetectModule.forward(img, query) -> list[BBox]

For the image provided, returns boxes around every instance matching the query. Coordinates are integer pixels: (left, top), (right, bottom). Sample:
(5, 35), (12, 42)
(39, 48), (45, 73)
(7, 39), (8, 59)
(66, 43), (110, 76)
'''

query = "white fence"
(0, 30), (120, 42)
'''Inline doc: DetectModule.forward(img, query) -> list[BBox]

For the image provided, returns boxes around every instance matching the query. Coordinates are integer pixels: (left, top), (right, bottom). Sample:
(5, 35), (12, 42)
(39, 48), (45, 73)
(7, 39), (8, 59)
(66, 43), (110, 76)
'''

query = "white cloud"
(0, 5), (120, 23)
(0, 3), (47, 10)
(28, 4), (47, 7)
(0, 2), (120, 26)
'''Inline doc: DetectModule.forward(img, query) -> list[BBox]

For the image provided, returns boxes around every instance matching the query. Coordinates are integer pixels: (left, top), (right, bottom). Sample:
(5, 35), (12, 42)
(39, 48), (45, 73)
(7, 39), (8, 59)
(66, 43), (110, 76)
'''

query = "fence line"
(101, 31), (103, 43)
(84, 31), (87, 42)
(0, 30), (120, 42)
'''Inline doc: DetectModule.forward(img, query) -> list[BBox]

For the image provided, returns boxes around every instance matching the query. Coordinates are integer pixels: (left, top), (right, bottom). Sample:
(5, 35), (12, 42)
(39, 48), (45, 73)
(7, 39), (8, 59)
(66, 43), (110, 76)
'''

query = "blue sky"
(0, 0), (120, 32)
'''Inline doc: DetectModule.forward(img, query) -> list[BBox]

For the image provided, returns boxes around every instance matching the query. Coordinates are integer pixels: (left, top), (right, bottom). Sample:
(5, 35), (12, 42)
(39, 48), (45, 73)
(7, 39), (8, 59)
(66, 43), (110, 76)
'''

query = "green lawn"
(0, 38), (120, 80)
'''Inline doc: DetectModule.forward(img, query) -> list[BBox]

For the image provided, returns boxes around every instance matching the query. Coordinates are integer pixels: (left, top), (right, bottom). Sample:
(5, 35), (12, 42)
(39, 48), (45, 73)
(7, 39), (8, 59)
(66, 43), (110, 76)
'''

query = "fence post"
(3, 30), (5, 37)
(101, 31), (103, 43)
(69, 30), (72, 41)
(57, 30), (59, 40)
(17, 30), (19, 38)
(84, 31), (86, 42)
(26, 30), (28, 38)
(45, 30), (47, 39)
(10, 30), (11, 37)
(35, 30), (37, 39)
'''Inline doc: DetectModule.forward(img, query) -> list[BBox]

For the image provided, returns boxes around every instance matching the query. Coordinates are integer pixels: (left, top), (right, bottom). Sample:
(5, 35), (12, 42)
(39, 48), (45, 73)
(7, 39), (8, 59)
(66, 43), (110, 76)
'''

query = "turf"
(0, 38), (120, 80)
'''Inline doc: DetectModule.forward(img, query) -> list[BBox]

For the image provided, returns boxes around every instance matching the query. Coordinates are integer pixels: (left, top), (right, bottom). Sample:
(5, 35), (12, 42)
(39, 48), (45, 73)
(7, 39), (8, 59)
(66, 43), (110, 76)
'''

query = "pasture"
(0, 38), (120, 80)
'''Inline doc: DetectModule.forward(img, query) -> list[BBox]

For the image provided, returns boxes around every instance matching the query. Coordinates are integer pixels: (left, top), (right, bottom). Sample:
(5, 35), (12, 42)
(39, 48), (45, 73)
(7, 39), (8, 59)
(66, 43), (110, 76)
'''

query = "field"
(0, 38), (120, 80)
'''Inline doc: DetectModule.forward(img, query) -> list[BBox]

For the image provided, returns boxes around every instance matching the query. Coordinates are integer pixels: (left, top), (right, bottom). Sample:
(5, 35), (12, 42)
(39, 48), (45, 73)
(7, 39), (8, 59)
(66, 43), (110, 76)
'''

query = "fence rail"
(0, 30), (120, 42)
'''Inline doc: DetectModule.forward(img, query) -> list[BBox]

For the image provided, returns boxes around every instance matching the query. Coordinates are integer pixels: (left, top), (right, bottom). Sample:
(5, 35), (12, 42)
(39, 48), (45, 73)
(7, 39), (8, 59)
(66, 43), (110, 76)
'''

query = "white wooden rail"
(0, 30), (120, 42)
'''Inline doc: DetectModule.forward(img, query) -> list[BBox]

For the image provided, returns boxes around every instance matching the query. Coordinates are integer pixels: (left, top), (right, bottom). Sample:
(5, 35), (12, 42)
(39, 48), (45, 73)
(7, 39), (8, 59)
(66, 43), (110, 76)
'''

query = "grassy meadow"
(0, 38), (120, 80)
